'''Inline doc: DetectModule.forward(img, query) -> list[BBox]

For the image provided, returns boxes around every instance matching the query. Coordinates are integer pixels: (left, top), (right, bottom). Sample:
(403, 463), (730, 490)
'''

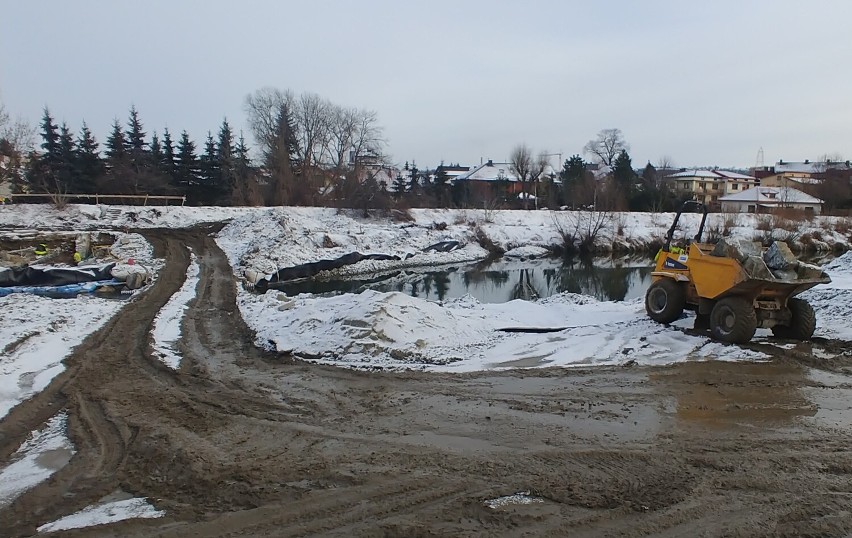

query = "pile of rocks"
(711, 239), (826, 281)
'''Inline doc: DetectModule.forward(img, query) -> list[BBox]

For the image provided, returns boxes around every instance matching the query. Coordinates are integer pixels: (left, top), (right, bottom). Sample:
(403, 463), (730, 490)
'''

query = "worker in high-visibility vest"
(34, 243), (48, 256)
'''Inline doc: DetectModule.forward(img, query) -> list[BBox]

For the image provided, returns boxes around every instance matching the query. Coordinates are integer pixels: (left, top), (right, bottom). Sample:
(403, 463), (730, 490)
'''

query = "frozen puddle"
(151, 250), (199, 369)
(0, 413), (74, 508)
(38, 492), (164, 533)
(485, 491), (547, 509)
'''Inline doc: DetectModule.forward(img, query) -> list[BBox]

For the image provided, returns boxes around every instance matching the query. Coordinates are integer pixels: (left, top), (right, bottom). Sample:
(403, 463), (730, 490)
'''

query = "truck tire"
(645, 278), (686, 324)
(710, 297), (757, 344)
(772, 298), (816, 340)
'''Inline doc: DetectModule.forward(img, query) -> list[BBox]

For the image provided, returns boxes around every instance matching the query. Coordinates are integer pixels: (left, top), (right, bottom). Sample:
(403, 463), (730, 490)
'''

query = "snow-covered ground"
(0, 205), (849, 379)
(0, 204), (850, 530)
(215, 207), (851, 371)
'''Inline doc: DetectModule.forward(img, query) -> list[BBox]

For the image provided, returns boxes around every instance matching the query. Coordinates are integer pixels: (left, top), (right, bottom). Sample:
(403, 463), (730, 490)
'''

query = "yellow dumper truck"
(645, 201), (831, 344)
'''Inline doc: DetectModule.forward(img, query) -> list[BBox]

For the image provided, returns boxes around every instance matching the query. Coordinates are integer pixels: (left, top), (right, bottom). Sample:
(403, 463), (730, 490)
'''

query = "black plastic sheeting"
(423, 240), (460, 253)
(0, 263), (117, 287)
(256, 253), (401, 292)
(254, 242), (464, 293)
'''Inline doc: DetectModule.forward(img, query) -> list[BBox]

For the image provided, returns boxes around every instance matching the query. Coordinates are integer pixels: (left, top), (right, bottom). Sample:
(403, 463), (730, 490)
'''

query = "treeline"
(8, 86), (390, 207)
(14, 106), (257, 205)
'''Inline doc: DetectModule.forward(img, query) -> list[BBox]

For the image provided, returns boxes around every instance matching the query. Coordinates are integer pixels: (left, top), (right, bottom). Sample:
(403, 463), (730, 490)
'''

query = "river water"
(274, 256), (655, 303)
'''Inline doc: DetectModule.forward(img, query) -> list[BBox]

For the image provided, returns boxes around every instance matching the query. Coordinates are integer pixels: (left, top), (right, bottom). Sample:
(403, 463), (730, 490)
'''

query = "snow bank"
(0, 204), (249, 230)
(801, 251), (852, 340)
(241, 290), (767, 371)
(216, 208), (488, 280)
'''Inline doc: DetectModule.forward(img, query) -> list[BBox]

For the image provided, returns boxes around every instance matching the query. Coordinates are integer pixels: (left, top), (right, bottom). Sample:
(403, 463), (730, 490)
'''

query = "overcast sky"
(2, 1), (851, 170)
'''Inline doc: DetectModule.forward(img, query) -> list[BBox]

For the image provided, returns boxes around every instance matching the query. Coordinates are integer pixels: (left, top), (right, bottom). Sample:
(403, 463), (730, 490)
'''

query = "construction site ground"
(3, 228), (852, 537)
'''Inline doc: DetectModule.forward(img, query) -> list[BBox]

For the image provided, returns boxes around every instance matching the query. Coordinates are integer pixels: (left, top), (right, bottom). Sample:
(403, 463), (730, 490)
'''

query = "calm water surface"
(276, 256), (656, 303)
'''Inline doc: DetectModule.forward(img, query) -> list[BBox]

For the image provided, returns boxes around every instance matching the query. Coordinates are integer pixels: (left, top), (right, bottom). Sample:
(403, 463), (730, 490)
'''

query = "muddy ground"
(2, 227), (852, 537)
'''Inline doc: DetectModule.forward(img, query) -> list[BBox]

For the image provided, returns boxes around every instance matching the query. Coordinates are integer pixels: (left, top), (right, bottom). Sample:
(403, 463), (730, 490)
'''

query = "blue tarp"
(0, 279), (124, 298)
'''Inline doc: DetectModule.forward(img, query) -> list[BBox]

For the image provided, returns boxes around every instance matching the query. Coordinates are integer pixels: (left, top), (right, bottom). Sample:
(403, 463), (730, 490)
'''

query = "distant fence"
(5, 194), (186, 206)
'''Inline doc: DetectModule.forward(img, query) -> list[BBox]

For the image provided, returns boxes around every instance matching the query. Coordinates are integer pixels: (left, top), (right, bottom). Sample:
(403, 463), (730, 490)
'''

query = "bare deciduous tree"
(243, 87), (294, 158)
(510, 144), (549, 209)
(295, 92), (331, 169)
(583, 128), (630, 167)
(0, 101), (36, 192)
(325, 106), (383, 172)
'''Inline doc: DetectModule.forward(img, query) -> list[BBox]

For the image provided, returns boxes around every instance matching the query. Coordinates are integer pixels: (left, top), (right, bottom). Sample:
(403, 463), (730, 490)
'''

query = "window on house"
(748, 205), (756, 213)
(732, 183), (739, 190)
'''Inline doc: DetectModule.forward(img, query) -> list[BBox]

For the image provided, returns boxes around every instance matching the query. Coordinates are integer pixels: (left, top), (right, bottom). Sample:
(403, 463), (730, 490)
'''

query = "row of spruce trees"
(18, 106), (260, 205)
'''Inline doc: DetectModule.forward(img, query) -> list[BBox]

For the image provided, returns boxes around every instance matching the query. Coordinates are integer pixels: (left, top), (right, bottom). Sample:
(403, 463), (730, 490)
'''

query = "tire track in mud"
(151, 477), (481, 538)
(0, 226), (296, 536)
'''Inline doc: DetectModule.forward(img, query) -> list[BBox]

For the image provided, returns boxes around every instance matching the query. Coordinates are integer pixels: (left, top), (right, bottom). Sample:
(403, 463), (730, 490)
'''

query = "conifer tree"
(126, 105), (146, 152)
(76, 122), (103, 193)
(58, 122), (77, 192)
(150, 132), (163, 165)
(612, 150), (636, 189)
(432, 163), (450, 207)
(233, 131), (262, 205)
(126, 105), (147, 174)
(194, 131), (220, 204)
(105, 119), (127, 162)
(392, 172), (408, 198)
(217, 119), (235, 203)
(265, 104), (300, 205)
(161, 127), (178, 181)
(102, 119), (129, 192)
(26, 108), (62, 192)
(39, 107), (61, 162)
(175, 130), (198, 193)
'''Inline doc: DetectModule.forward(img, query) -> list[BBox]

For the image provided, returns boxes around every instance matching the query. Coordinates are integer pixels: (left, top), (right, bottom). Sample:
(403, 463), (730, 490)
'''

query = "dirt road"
(2, 228), (852, 537)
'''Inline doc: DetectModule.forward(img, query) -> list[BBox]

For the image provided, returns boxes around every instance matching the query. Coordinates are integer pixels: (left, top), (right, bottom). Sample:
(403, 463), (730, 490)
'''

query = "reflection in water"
(273, 256), (655, 303)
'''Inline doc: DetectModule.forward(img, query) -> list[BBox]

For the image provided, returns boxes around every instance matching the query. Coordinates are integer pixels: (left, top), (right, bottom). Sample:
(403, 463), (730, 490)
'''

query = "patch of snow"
(485, 491), (546, 509)
(37, 497), (164, 533)
(0, 413), (74, 508)
(151, 250), (199, 369)
(0, 294), (124, 419)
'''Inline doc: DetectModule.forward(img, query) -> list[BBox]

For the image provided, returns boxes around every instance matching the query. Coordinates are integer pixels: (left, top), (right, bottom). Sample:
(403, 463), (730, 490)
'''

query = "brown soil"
(2, 227), (852, 537)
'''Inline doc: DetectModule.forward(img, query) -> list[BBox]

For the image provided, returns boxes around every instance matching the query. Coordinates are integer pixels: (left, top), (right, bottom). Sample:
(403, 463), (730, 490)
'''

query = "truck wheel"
(645, 278), (686, 324)
(710, 297), (757, 344)
(772, 298), (816, 340)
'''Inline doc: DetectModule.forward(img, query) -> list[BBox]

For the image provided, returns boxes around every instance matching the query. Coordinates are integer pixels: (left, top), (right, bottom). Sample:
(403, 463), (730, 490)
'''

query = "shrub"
(474, 226), (504, 256)
(756, 215), (773, 231)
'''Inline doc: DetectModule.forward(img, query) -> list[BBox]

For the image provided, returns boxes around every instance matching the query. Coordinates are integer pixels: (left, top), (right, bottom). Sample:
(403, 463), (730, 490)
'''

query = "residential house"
(719, 186), (823, 215)
(435, 163), (471, 182)
(667, 169), (758, 208)
(453, 160), (557, 206)
(755, 160), (852, 191)
(353, 153), (400, 192)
